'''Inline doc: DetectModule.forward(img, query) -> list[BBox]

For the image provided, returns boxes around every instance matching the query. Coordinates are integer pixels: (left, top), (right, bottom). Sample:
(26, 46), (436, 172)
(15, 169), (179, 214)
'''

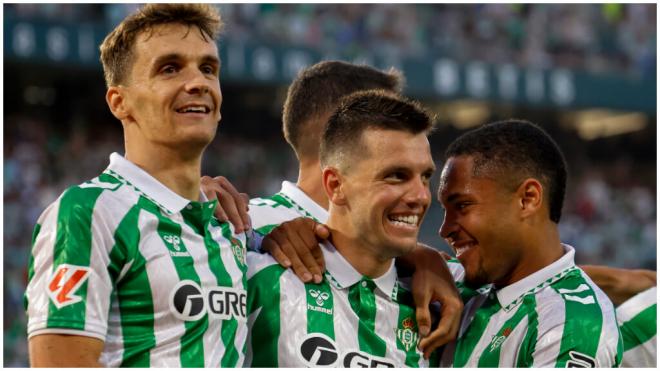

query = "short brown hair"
(320, 90), (434, 170)
(283, 61), (403, 161)
(99, 3), (223, 87)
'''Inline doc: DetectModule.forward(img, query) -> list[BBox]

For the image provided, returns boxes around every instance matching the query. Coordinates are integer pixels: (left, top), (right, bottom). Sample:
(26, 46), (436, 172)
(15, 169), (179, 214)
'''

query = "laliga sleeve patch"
(47, 264), (91, 309)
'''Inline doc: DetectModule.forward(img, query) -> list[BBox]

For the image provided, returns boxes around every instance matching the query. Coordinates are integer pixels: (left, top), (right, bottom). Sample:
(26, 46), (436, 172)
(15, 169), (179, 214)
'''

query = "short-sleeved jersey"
(245, 241), (432, 367)
(25, 153), (248, 367)
(441, 245), (622, 367)
(249, 181), (328, 235)
(617, 286), (657, 367)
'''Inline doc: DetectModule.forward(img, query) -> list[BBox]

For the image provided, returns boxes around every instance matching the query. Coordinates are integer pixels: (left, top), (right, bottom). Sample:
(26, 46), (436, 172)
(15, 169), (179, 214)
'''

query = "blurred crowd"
(7, 3), (657, 77)
(4, 112), (656, 365)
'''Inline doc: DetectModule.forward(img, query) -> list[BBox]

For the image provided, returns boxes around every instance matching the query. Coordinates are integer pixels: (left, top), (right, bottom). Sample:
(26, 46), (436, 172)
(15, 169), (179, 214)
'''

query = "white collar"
(320, 240), (397, 301)
(106, 152), (200, 214)
(279, 181), (329, 223)
(495, 244), (578, 311)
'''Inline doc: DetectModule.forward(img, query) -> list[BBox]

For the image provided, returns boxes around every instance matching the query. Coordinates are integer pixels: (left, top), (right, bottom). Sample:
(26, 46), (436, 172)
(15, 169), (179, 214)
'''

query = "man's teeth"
(455, 244), (472, 257)
(178, 106), (208, 113)
(389, 215), (418, 226)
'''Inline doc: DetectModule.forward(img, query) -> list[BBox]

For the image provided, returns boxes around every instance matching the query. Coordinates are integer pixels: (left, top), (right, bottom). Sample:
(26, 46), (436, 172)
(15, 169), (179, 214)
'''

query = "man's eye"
(201, 65), (216, 75)
(161, 65), (178, 74)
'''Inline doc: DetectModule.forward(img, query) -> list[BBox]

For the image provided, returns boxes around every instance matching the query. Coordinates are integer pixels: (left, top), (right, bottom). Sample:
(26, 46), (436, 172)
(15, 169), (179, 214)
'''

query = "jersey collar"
(495, 244), (578, 311)
(280, 181), (329, 223)
(321, 240), (397, 301)
(106, 152), (200, 214)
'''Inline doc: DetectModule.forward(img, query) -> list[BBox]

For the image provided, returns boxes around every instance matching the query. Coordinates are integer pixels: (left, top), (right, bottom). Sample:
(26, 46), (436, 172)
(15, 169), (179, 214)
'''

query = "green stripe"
(110, 201), (154, 367)
(305, 281), (335, 338)
(47, 186), (105, 329)
(216, 219), (249, 367)
(247, 264), (286, 366)
(157, 204), (205, 367)
(348, 279), (386, 357)
(620, 304), (656, 351)
(394, 285), (421, 367)
(255, 224), (279, 236)
(551, 273), (602, 367)
(516, 295), (538, 367)
(478, 295), (531, 367)
(453, 293), (501, 367)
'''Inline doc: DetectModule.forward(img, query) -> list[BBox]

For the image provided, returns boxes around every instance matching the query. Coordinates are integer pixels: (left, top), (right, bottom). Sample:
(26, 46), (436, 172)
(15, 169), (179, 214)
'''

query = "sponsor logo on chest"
(298, 333), (395, 367)
(169, 280), (247, 322)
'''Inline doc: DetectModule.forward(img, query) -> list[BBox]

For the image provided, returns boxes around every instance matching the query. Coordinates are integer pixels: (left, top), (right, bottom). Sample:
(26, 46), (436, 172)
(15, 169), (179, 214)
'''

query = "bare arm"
(581, 265), (657, 306)
(398, 243), (463, 359)
(29, 334), (104, 367)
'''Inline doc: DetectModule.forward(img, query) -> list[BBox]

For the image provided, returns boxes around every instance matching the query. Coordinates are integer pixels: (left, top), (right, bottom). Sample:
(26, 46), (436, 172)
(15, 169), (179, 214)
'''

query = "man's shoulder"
(249, 194), (306, 234)
(533, 268), (616, 324)
(247, 251), (285, 280)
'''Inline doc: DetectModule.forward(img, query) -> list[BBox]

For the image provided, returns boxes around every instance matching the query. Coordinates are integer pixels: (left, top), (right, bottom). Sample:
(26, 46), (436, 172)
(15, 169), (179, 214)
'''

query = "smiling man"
(246, 90), (437, 367)
(437, 119), (622, 367)
(25, 4), (248, 367)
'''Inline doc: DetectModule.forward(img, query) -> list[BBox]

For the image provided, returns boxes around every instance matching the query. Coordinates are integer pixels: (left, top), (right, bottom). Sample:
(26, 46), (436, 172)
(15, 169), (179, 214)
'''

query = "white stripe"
(279, 270), (307, 367)
(617, 287), (657, 322)
(26, 198), (61, 335)
(334, 286), (360, 361)
(557, 283), (590, 294)
(531, 287), (565, 367)
(138, 210), (184, 367)
(244, 307), (262, 366)
(248, 202), (302, 231)
(374, 294), (404, 363)
(498, 315), (529, 367)
(563, 294), (595, 305)
(621, 334), (656, 367)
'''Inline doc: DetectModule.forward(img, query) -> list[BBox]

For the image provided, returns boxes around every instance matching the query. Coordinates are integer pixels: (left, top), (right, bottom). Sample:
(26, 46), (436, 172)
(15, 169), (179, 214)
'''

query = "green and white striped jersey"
(617, 286), (656, 367)
(441, 245), (623, 367)
(245, 241), (432, 367)
(25, 153), (248, 367)
(249, 181), (328, 235)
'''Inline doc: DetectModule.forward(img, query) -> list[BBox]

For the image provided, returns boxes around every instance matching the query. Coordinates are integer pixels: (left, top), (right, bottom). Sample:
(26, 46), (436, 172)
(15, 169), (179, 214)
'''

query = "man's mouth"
(175, 104), (211, 114)
(453, 242), (476, 258)
(387, 214), (419, 228)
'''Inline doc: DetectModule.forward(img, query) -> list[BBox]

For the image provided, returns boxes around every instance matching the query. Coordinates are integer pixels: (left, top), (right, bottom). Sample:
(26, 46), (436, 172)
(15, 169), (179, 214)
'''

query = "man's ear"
(322, 166), (347, 206)
(106, 86), (131, 122)
(517, 178), (543, 218)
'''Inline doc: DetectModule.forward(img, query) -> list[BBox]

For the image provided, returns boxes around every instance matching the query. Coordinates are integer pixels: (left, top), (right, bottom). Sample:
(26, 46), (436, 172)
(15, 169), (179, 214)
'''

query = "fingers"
(213, 176), (249, 233)
(200, 176), (250, 233)
(418, 296), (462, 359)
(283, 220), (322, 283)
(261, 229), (291, 268)
(314, 223), (330, 240)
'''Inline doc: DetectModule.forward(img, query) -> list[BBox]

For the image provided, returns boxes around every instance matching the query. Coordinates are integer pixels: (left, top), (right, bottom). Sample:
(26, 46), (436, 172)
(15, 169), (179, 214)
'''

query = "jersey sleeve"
(25, 185), (116, 341)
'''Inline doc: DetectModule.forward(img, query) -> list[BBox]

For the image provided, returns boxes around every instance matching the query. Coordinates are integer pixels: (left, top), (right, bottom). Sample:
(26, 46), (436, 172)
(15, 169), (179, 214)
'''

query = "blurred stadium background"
(3, 3), (656, 366)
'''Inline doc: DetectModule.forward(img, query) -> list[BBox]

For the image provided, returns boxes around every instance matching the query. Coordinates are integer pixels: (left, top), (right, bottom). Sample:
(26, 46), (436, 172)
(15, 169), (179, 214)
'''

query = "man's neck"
(498, 223), (564, 287)
(125, 145), (203, 201)
(296, 160), (329, 210)
(326, 218), (392, 279)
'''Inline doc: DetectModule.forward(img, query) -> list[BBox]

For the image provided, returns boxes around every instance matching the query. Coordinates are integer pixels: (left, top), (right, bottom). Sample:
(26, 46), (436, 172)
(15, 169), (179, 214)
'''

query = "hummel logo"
(164, 235), (182, 251)
(309, 289), (330, 306)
